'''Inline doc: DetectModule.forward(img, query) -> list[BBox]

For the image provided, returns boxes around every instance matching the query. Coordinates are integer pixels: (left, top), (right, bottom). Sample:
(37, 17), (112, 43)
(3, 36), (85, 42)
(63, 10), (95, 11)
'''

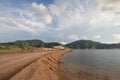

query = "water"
(61, 49), (120, 80)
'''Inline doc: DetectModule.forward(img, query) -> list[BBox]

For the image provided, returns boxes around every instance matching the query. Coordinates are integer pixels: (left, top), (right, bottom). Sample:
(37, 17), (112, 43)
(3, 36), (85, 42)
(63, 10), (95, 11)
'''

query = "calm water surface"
(61, 49), (120, 80)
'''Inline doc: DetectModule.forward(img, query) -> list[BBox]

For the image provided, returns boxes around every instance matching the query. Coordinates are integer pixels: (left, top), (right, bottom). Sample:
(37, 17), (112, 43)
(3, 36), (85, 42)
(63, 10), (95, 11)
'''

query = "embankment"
(10, 50), (71, 80)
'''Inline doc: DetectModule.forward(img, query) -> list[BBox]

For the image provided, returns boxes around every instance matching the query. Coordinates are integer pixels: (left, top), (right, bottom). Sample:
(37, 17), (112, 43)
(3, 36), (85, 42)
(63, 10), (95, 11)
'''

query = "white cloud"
(89, 12), (112, 26)
(49, 0), (68, 17)
(31, 2), (53, 24)
(49, 0), (90, 31)
(0, 13), (47, 34)
(81, 36), (88, 39)
(0, 0), (120, 42)
(98, 0), (120, 13)
(60, 42), (68, 45)
(113, 34), (120, 39)
(89, 0), (120, 29)
(114, 22), (120, 26)
(94, 35), (101, 39)
(68, 34), (79, 41)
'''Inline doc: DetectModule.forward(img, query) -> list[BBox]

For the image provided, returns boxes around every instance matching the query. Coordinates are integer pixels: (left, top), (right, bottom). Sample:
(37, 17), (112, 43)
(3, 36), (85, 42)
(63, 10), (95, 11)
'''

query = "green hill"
(14, 40), (45, 49)
(0, 40), (62, 50)
(44, 42), (62, 48)
(66, 40), (120, 49)
(1, 39), (120, 50)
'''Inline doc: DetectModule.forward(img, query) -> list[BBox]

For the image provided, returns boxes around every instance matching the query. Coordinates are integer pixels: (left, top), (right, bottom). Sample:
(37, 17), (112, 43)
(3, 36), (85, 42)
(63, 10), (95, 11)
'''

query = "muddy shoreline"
(9, 50), (71, 80)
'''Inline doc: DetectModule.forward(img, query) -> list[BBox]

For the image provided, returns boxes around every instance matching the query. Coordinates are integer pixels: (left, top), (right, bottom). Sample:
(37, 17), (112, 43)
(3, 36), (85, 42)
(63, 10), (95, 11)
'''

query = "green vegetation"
(0, 39), (62, 50)
(1, 39), (120, 50)
(14, 40), (44, 48)
(44, 42), (62, 48)
(0, 43), (19, 50)
(66, 40), (120, 49)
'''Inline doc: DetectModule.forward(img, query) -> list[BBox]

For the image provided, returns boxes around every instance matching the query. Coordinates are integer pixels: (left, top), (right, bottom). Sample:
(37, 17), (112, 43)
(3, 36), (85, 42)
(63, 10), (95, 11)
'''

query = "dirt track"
(0, 51), (55, 80)
(0, 50), (70, 80)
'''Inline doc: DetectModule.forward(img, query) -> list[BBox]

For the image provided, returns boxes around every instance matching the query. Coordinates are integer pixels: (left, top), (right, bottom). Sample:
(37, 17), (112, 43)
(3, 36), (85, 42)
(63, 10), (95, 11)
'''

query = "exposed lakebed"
(61, 49), (120, 80)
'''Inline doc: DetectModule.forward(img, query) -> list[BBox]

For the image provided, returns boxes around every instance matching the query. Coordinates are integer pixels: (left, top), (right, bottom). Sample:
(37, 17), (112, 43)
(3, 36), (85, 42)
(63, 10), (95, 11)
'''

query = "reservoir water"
(61, 50), (120, 80)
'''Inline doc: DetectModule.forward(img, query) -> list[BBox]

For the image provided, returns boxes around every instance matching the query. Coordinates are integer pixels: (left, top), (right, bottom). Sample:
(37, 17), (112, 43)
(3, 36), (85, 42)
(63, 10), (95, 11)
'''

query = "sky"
(0, 0), (120, 43)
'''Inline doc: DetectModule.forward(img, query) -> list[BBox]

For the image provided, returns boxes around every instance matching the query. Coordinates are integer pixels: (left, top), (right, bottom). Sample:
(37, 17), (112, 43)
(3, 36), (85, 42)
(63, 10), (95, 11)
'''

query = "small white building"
(53, 46), (65, 50)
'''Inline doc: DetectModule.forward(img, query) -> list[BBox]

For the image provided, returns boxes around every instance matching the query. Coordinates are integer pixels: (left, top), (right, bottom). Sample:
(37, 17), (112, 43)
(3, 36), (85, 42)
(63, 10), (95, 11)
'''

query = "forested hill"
(1, 39), (120, 50)
(0, 40), (62, 50)
(66, 40), (120, 49)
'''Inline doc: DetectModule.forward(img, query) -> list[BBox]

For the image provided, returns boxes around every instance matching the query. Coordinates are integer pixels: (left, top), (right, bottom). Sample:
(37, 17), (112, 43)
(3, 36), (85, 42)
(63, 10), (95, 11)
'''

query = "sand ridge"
(10, 50), (71, 80)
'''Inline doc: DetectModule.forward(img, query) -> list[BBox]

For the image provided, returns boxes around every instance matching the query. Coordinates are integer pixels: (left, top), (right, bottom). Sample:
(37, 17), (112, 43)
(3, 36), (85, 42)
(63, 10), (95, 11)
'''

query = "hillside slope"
(66, 40), (120, 49)
(0, 40), (62, 50)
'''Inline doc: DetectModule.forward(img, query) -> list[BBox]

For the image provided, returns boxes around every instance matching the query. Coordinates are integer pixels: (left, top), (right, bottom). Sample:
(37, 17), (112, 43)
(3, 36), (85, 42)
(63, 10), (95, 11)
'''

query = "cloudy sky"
(0, 0), (120, 43)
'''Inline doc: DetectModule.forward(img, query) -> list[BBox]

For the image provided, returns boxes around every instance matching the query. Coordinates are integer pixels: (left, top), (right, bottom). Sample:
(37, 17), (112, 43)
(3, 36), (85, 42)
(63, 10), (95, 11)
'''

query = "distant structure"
(40, 48), (53, 51)
(53, 46), (65, 50)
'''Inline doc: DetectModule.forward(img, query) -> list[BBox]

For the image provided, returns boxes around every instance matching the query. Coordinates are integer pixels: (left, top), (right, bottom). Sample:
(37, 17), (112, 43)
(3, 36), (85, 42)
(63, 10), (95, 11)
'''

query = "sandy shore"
(3, 50), (71, 80)
(0, 51), (56, 80)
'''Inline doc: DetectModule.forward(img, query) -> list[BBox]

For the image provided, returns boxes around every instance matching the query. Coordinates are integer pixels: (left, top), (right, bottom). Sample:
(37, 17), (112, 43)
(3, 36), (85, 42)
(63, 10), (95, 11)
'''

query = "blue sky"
(0, 0), (120, 43)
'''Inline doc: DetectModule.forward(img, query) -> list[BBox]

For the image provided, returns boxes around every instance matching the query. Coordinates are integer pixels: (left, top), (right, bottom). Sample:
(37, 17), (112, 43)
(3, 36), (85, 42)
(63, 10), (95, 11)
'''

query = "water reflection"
(61, 49), (120, 80)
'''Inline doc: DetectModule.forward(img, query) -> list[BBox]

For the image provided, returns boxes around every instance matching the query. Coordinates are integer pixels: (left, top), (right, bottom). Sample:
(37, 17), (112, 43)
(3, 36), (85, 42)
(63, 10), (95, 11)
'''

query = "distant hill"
(0, 40), (62, 50)
(44, 42), (62, 48)
(66, 40), (120, 49)
(1, 39), (120, 50)
(14, 40), (45, 48)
